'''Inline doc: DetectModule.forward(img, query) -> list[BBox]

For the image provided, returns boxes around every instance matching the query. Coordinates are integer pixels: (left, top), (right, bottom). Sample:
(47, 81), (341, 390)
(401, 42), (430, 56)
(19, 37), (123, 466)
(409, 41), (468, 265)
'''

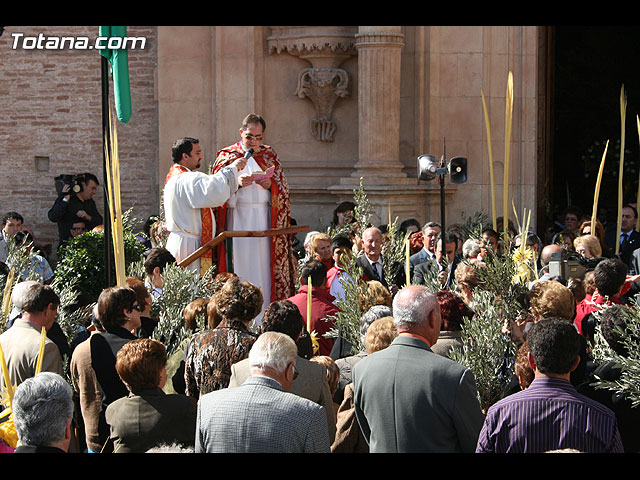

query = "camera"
(54, 174), (84, 196)
(548, 250), (605, 281)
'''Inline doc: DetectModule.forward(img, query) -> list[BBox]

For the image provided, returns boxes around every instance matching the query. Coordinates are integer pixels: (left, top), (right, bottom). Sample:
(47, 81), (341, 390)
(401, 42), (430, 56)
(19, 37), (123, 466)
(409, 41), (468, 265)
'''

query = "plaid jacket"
(196, 375), (330, 453)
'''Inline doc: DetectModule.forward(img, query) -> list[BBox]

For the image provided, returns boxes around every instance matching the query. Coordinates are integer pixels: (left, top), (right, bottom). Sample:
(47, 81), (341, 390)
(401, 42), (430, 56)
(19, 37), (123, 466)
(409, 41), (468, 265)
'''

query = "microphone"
(236, 148), (253, 174)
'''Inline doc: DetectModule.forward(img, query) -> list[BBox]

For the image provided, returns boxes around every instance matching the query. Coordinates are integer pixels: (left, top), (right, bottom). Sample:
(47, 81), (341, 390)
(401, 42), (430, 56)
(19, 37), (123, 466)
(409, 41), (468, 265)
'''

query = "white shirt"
(364, 254), (383, 281)
(226, 154), (272, 322)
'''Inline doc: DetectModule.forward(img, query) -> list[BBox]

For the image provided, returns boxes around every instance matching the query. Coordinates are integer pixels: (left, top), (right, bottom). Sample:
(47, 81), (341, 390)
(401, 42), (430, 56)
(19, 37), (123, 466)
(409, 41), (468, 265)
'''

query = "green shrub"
(54, 230), (146, 302)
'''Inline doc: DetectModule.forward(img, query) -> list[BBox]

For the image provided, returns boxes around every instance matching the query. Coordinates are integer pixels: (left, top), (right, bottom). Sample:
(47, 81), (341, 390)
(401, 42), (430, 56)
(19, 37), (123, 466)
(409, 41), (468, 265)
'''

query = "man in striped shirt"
(476, 317), (623, 453)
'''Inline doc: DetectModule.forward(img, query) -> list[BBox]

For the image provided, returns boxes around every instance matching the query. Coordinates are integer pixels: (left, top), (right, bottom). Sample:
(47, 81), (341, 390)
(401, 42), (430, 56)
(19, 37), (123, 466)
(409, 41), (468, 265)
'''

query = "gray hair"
(11, 281), (39, 310)
(392, 285), (439, 331)
(363, 226), (382, 238)
(462, 238), (482, 259)
(422, 221), (442, 234)
(249, 331), (298, 375)
(8, 280), (39, 322)
(13, 372), (74, 448)
(146, 442), (195, 453)
(360, 305), (393, 345)
(304, 231), (320, 248)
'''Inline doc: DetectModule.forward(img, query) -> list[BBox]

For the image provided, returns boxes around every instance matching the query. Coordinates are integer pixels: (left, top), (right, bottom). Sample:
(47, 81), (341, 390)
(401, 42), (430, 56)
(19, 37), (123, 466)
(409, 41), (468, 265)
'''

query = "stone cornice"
(266, 26), (357, 57)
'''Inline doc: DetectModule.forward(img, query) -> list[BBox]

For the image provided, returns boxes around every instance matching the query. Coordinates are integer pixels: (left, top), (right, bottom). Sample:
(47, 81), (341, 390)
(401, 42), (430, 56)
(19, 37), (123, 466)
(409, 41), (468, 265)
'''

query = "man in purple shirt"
(476, 317), (623, 453)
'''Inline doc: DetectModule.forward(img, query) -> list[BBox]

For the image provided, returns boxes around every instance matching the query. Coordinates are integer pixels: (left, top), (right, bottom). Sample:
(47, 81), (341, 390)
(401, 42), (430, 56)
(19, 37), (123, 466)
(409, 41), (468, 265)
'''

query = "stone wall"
(157, 26), (541, 233)
(1, 25), (541, 257)
(0, 25), (159, 254)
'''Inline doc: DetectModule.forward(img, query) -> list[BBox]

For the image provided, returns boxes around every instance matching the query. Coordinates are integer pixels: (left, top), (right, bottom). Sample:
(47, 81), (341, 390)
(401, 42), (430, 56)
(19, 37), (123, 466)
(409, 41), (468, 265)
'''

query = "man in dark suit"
(356, 227), (405, 293)
(408, 221), (441, 281)
(413, 231), (460, 290)
(604, 205), (640, 268)
(352, 285), (484, 453)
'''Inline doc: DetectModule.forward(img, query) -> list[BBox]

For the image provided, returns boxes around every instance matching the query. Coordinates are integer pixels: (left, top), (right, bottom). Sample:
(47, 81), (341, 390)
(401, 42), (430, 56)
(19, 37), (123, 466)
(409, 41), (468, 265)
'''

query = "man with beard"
(163, 137), (246, 274)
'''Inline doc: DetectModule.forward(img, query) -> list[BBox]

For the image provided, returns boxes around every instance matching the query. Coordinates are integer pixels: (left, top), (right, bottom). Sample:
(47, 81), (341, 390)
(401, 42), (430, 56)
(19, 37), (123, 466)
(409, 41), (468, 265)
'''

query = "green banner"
(99, 26), (132, 124)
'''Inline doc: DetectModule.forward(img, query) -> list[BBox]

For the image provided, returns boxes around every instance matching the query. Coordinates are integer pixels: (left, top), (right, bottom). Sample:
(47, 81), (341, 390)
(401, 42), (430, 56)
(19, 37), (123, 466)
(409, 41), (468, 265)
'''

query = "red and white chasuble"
(212, 142), (297, 309)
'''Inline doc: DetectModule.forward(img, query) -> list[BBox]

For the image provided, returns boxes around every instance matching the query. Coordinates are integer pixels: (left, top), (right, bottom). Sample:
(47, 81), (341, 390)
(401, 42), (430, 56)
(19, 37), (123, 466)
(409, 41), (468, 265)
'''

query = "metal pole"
(440, 173), (445, 234)
(101, 56), (113, 287)
(440, 139), (446, 233)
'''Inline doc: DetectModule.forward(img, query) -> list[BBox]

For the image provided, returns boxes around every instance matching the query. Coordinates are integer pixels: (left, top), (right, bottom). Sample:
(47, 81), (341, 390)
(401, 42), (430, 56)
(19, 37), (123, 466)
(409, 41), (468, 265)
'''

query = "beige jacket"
(0, 318), (63, 389)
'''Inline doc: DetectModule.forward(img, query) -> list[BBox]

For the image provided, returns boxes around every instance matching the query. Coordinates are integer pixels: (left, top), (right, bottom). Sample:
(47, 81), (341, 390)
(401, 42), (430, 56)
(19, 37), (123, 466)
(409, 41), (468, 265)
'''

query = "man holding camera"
(47, 173), (103, 246)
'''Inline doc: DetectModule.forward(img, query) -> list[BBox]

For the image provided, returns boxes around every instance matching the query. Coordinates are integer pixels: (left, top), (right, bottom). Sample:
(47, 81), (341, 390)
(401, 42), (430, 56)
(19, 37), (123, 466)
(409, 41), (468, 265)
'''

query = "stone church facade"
(0, 25), (544, 253)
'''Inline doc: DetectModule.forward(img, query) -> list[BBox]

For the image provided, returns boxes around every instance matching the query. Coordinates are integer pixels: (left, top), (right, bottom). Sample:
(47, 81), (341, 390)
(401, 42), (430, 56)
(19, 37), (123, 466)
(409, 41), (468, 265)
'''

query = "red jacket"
(287, 285), (340, 356)
(574, 293), (622, 335)
(574, 280), (632, 335)
(326, 266), (340, 289)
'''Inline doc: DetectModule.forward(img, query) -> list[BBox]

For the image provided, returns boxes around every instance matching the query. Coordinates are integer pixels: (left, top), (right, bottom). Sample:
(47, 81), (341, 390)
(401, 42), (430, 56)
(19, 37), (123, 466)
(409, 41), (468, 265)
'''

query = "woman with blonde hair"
(529, 280), (576, 322)
(574, 234), (602, 259)
(454, 261), (485, 307)
(579, 219), (610, 257)
(359, 280), (392, 312)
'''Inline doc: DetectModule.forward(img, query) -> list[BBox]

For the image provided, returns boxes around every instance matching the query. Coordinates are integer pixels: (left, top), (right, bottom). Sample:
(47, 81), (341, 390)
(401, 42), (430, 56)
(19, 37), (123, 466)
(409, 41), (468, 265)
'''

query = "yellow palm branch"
(104, 106), (127, 286)
(503, 71), (514, 238)
(615, 85), (627, 255)
(592, 140), (609, 230)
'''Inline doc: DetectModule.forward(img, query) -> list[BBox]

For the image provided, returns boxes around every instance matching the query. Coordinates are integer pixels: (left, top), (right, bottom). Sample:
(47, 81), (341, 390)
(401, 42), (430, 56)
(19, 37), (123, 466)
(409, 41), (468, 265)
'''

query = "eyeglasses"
(131, 304), (142, 312)
(242, 134), (263, 141)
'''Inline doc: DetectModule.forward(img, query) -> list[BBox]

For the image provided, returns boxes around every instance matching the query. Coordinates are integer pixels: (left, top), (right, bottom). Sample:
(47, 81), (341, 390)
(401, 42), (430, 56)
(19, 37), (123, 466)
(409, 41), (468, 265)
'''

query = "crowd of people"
(0, 197), (637, 454)
(1, 113), (639, 454)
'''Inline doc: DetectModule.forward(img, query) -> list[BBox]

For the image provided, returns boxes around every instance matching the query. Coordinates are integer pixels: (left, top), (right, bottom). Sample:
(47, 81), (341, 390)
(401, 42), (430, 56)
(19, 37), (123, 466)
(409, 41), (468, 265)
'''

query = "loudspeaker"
(417, 155), (438, 181)
(449, 156), (468, 184)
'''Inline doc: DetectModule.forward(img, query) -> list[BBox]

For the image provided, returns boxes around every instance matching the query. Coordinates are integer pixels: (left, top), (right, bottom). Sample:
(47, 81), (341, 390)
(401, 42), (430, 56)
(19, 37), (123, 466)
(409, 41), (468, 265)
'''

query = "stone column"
(330, 26), (428, 226)
(350, 26), (408, 184)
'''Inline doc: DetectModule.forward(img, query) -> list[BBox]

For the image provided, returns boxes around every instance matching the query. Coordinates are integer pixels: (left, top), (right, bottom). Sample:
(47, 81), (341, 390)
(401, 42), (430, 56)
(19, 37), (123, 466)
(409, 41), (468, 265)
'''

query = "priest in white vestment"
(212, 114), (298, 323)
(226, 149), (273, 321)
(163, 137), (247, 274)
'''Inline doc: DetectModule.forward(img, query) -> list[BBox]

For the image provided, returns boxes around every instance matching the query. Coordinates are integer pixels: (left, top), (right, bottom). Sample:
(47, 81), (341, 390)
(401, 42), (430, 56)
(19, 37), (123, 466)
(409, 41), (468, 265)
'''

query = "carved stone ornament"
(294, 67), (349, 142)
(267, 26), (356, 142)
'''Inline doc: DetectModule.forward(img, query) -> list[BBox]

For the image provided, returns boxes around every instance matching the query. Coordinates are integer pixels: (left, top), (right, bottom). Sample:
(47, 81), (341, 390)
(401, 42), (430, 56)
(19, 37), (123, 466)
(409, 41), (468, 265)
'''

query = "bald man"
(538, 243), (564, 280)
(356, 227), (405, 292)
